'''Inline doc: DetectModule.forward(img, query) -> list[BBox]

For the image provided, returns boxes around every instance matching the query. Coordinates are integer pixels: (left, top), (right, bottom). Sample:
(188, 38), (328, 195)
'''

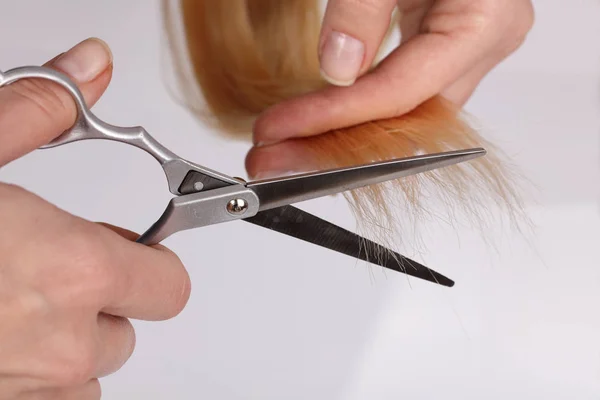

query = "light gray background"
(1, 1), (599, 399)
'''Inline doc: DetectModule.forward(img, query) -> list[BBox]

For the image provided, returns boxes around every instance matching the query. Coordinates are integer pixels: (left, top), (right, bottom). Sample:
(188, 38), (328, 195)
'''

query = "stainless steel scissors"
(0, 66), (486, 288)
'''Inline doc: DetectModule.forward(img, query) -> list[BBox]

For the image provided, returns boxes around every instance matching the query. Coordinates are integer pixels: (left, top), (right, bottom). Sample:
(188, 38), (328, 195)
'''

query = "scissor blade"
(243, 206), (454, 287)
(247, 148), (486, 211)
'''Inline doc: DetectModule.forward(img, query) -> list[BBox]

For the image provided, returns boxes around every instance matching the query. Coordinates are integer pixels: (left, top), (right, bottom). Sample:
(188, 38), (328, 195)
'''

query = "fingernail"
(252, 170), (299, 180)
(53, 38), (113, 83)
(254, 140), (279, 148)
(319, 31), (365, 86)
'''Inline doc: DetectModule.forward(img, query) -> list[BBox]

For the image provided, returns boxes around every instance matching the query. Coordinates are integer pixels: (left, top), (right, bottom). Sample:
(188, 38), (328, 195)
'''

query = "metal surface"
(247, 149), (486, 211)
(137, 185), (260, 244)
(1, 65), (487, 286)
(245, 206), (454, 287)
(0, 66), (239, 195)
(226, 198), (249, 215)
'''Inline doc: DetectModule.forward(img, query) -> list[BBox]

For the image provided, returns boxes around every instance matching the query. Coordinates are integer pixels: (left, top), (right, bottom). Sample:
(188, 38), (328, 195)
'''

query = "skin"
(246, 0), (535, 177)
(1, 1), (534, 396)
(0, 40), (191, 399)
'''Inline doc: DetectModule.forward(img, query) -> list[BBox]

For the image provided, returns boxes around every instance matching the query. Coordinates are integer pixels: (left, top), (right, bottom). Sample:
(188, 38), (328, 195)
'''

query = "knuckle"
(473, 0), (534, 39)
(457, 5), (496, 37)
(427, 0), (534, 56)
(497, 0), (535, 54)
(7, 77), (75, 127)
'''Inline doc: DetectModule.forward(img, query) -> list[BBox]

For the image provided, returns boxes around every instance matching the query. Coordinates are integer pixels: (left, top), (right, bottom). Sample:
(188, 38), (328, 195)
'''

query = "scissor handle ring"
(1, 66), (175, 154)
(0, 66), (212, 194)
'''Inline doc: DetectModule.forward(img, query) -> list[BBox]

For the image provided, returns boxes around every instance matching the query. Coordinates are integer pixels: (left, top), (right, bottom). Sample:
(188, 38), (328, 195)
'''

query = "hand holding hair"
(166, 0), (532, 255)
(0, 38), (191, 399)
(254, 0), (535, 148)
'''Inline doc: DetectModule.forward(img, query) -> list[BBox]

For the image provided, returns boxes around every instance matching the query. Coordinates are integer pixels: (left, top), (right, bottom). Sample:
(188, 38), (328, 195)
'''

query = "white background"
(1, 1), (599, 399)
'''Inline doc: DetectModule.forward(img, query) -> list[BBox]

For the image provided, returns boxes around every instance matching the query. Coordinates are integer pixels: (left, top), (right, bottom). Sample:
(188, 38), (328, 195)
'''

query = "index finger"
(99, 223), (191, 321)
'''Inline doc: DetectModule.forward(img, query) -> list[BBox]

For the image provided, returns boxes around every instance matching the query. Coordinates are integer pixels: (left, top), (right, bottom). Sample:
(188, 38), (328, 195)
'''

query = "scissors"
(0, 66), (486, 288)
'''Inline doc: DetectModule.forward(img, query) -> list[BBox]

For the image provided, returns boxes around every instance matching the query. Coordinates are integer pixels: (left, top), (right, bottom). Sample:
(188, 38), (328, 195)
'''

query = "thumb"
(0, 37), (113, 166)
(319, 0), (397, 86)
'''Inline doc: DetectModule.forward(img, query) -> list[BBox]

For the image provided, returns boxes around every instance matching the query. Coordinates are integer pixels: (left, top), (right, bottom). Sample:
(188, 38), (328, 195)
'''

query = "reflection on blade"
(248, 148), (486, 211)
(244, 206), (454, 287)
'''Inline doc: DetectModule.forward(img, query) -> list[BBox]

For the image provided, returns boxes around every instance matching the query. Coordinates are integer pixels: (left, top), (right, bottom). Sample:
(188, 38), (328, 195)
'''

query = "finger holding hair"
(253, 0), (534, 145)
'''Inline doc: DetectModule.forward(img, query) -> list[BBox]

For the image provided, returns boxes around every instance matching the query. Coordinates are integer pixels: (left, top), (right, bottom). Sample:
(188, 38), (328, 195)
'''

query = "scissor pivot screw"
(226, 198), (249, 215)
